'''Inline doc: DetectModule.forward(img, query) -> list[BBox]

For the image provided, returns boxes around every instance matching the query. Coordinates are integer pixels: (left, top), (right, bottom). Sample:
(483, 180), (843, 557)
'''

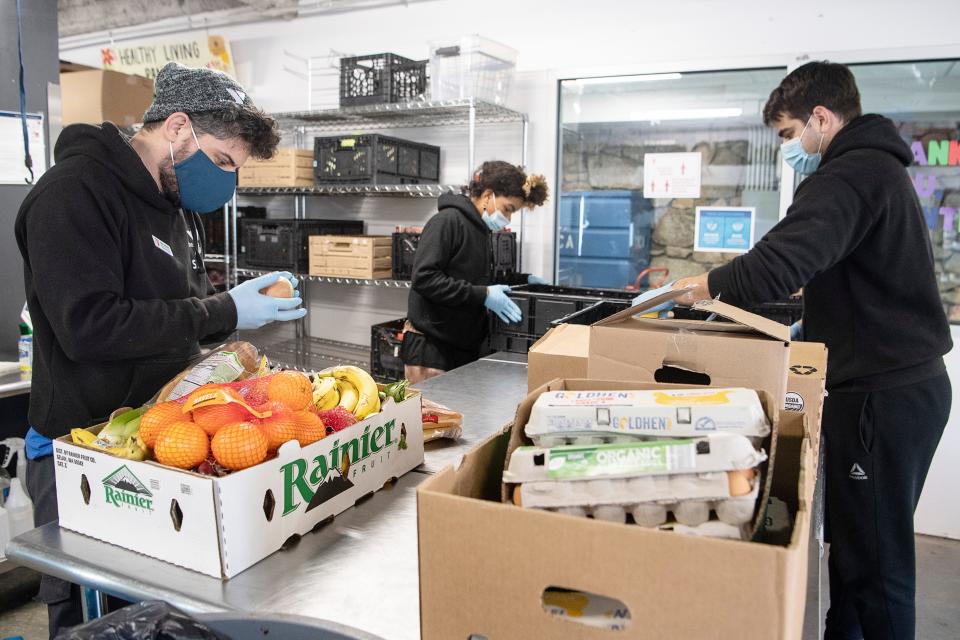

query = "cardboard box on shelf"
(60, 69), (155, 128)
(418, 378), (814, 640)
(786, 341), (828, 442)
(588, 291), (791, 404)
(54, 391), (423, 579)
(309, 236), (392, 279)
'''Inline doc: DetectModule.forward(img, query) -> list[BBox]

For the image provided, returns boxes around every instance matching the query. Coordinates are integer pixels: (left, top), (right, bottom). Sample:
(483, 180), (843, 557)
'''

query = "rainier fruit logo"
(280, 419), (399, 516)
(103, 465), (154, 511)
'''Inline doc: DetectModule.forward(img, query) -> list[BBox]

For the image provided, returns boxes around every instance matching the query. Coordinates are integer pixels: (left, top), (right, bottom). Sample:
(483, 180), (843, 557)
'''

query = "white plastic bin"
(429, 35), (518, 105)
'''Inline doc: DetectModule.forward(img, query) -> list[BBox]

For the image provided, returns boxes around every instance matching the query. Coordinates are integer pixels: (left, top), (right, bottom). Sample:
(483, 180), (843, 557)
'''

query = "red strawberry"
(317, 406), (358, 433)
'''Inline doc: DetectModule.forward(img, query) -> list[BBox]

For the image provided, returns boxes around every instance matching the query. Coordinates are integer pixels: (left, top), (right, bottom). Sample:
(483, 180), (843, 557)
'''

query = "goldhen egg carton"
(524, 387), (770, 446)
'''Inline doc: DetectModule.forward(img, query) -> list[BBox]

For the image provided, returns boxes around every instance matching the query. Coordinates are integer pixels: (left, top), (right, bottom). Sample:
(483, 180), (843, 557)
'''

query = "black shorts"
(400, 331), (479, 372)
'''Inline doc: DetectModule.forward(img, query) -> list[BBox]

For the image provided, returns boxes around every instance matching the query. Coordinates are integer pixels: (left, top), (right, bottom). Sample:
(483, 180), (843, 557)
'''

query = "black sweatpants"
(823, 372), (950, 640)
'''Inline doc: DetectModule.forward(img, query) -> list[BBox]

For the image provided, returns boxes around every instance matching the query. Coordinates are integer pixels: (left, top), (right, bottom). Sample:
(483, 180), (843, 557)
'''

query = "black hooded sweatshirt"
(709, 114), (951, 391)
(16, 123), (237, 438)
(407, 193), (527, 350)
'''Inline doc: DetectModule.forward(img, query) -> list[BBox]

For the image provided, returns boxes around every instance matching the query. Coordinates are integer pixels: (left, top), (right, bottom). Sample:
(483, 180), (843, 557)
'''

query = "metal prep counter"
(6, 354), (530, 640)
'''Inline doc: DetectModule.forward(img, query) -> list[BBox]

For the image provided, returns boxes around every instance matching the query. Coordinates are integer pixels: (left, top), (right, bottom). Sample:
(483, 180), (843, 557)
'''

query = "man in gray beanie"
(16, 62), (305, 637)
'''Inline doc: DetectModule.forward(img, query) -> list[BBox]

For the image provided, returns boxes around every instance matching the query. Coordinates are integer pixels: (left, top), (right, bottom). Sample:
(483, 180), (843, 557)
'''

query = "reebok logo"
(849, 463), (868, 480)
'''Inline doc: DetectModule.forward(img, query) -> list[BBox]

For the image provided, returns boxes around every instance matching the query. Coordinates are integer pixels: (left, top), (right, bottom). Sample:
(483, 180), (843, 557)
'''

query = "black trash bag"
(55, 601), (231, 640)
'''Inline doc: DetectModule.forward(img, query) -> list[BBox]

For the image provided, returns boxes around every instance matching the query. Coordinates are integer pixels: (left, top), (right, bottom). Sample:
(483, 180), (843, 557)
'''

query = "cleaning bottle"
(5, 477), (33, 539)
(0, 438), (28, 501)
(18, 322), (32, 374)
(0, 466), (10, 505)
(0, 502), (11, 559)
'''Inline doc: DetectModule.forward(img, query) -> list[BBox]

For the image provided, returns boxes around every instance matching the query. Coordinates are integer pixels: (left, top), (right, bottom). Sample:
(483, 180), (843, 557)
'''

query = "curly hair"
(466, 160), (549, 208)
(763, 61), (862, 126)
(142, 103), (281, 160)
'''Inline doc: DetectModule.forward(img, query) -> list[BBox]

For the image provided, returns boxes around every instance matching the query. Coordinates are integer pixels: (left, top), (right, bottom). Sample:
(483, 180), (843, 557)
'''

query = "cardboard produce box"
(418, 378), (814, 639)
(309, 235), (392, 279)
(60, 69), (155, 128)
(54, 392), (424, 578)
(786, 342), (828, 442)
(527, 324), (590, 392)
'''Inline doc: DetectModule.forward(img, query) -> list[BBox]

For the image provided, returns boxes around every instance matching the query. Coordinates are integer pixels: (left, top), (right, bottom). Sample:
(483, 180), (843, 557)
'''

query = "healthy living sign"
(100, 34), (235, 79)
(911, 139), (960, 233)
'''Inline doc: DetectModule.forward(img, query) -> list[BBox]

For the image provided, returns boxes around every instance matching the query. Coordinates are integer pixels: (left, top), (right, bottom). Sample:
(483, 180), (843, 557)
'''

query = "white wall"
(61, 0), (960, 536)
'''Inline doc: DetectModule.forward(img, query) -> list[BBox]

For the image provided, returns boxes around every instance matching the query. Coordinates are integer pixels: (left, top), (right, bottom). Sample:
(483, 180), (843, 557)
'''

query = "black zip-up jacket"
(407, 194), (527, 350)
(16, 123), (237, 438)
(709, 114), (952, 391)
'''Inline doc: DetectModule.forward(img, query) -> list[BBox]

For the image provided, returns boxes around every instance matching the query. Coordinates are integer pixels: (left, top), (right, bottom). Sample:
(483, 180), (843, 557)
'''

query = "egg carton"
(504, 434), (767, 484)
(512, 472), (760, 527)
(525, 387), (770, 446)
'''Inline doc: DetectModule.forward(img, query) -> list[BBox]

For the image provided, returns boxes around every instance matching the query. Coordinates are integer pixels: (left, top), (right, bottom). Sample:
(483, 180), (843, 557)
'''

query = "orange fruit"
(154, 421), (210, 470)
(211, 422), (268, 471)
(192, 403), (251, 437)
(266, 371), (313, 411)
(139, 401), (187, 448)
(292, 411), (326, 446)
(257, 401), (299, 450)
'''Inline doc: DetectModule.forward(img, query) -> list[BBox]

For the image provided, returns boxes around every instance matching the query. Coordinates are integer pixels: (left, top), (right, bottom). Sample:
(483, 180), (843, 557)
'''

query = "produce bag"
(54, 601), (229, 640)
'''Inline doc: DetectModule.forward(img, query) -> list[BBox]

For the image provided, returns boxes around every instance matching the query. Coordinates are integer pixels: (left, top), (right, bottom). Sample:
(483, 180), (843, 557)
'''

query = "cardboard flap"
(691, 299), (791, 342)
(594, 289), (684, 326)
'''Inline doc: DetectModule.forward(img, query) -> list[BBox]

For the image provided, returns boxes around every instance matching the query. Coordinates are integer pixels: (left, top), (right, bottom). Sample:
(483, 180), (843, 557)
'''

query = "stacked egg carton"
(503, 388), (771, 539)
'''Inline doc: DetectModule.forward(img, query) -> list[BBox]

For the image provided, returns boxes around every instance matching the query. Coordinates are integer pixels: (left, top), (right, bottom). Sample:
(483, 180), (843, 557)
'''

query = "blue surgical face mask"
(781, 116), (824, 175)
(170, 125), (237, 212)
(482, 210), (510, 232)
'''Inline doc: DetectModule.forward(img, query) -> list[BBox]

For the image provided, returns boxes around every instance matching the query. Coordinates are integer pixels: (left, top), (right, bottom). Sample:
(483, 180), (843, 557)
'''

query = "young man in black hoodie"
(672, 62), (951, 640)
(16, 62), (306, 637)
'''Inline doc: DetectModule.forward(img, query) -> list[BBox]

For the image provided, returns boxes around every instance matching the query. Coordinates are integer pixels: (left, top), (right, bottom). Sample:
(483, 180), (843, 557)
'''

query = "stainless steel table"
(6, 355), (531, 639)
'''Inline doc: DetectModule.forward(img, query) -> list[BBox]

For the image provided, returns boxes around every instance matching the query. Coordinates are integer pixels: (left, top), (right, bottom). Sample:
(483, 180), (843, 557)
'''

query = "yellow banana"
(316, 386), (340, 411)
(332, 365), (380, 419)
(312, 376), (337, 406)
(336, 379), (359, 412)
(71, 428), (98, 446)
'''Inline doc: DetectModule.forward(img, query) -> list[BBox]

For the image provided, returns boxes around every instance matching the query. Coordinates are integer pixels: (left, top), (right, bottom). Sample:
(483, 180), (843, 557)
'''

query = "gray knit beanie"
(143, 62), (254, 123)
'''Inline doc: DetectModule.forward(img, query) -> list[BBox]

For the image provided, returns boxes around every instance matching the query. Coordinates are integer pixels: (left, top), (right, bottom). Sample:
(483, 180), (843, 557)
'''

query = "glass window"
(849, 60), (960, 322)
(557, 68), (788, 290)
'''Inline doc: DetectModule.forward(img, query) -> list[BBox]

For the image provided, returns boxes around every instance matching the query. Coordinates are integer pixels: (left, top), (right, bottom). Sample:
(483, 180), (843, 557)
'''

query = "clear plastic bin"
(429, 35), (518, 105)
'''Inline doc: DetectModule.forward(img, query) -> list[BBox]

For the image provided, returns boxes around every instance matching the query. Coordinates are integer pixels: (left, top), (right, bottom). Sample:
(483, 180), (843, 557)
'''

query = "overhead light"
(629, 107), (744, 121)
(570, 73), (683, 86)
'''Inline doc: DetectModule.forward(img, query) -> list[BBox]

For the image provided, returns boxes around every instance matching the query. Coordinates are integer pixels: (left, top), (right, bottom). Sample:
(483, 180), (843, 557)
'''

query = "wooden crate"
(309, 235), (393, 279)
(239, 148), (314, 187)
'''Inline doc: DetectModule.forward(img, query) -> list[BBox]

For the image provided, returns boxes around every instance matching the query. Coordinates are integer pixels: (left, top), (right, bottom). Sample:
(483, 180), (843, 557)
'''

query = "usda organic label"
(546, 440), (697, 479)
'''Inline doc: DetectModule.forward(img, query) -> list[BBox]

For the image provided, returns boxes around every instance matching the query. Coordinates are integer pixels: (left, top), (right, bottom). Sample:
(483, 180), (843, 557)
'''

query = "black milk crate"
(492, 231), (518, 280)
(314, 134), (441, 185)
(371, 318), (407, 382)
(240, 218), (364, 271)
(391, 232), (421, 280)
(202, 205), (266, 256)
(549, 300), (632, 328)
(488, 284), (635, 354)
(391, 230), (516, 281)
(340, 53), (428, 107)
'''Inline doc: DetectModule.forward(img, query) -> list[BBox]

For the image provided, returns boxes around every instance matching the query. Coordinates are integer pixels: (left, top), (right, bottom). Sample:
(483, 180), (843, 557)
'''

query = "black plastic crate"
(392, 232), (421, 280)
(314, 134), (441, 185)
(202, 206), (266, 256)
(371, 318), (406, 382)
(339, 53), (427, 107)
(549, 300), (631, 328)
(492, 231), (518, 281)
(488, 284), (635, 354)
(241, 218), (364, 271)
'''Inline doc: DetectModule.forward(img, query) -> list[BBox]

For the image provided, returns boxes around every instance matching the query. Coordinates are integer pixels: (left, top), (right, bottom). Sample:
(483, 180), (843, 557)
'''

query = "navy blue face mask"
(170, 125), (237, 212)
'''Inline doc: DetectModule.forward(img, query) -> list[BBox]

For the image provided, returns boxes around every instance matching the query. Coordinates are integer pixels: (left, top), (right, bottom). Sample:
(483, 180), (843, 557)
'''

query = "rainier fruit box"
(54, 392), (423, 578)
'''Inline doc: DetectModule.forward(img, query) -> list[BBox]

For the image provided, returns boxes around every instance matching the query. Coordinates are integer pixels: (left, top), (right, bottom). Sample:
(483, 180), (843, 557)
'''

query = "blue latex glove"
(485, 284), (522, 324)
(790, 321), (804, 341)
(228, 271), (307, 330)
(527, 274), (549, 285)
(630, 283), (676, 316)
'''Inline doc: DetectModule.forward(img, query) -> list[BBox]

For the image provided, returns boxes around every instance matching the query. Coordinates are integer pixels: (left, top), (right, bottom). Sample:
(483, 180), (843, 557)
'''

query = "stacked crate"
(238, 148), (314, 188)
(309, 235), (393, 279)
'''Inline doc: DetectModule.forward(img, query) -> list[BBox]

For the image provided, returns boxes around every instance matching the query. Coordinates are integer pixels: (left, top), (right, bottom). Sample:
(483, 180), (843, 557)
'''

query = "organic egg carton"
(524, 387), (770, 446)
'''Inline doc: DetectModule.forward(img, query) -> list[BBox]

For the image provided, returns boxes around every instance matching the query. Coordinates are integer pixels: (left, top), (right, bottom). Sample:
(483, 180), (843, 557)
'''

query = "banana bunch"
(311, 365), (381, 419)
(71, 407), (148, 461)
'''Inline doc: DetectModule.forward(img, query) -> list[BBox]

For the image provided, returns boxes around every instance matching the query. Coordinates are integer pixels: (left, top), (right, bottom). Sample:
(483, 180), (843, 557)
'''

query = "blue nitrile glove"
(631, 283), (676, 317)
(485, 284), (522, 324)
(527, 274), (549, 285)
(228, 271), (307, 330)
(790, 321), (804, 341)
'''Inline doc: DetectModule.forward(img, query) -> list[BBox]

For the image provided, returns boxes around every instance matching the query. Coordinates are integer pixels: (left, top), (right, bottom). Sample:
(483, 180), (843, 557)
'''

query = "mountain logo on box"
(281, 419), (398, 516)
(103, 465), (154, 511)
(849, 463), (868, 480)
(790, 365), (818, 376)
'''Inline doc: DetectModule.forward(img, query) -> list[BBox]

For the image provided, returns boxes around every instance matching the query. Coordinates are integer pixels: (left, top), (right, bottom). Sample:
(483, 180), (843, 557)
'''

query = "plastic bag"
(421, 397), (462, 442)
(55, 601), (229, 640)
(153, 341), (264, 403)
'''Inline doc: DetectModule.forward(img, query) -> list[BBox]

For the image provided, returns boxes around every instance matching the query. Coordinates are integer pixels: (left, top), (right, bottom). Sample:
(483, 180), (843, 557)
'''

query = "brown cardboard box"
(786, 341), (828, 442)
(60, 70), (154, 128)
(527, 324), (590, 391)
(308, 235), (392, 279)
(418, 378), (814, 640)
(588, 290), (791, 406)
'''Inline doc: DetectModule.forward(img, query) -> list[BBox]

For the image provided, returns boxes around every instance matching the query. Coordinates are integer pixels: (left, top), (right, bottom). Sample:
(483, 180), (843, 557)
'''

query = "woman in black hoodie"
(402, 162), (549, 382)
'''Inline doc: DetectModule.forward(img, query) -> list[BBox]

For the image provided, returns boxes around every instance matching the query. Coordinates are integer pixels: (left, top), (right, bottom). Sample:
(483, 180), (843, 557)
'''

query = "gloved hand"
(790, 321), (804, 341)
(630, 282), (677, 317)
(228, 271), (307, 330)
(485, 284), (522, 324)
(527, 274), (549, 285)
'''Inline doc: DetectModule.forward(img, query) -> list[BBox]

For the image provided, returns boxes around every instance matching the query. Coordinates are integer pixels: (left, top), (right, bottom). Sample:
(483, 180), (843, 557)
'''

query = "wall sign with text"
(694, 206), (756, 253)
